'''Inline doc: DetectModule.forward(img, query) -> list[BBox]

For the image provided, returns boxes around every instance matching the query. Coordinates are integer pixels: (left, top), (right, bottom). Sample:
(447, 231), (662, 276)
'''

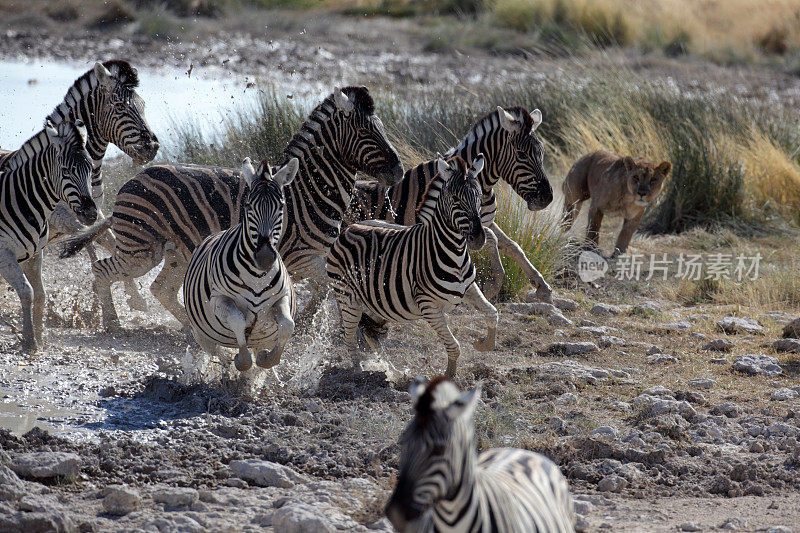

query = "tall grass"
(170, 64), (800, 297)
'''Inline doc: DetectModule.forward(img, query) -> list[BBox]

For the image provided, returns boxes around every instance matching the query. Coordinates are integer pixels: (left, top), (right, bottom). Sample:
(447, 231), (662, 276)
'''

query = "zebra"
(385, 376), (576, 533)
(345, 105), (554, 302)
(184, 157), (298, 372)
(1, 60), (158, 310)
(327, 155), (497, 377)
(60, 86), (403, 330)
(0, 120), (95, 352)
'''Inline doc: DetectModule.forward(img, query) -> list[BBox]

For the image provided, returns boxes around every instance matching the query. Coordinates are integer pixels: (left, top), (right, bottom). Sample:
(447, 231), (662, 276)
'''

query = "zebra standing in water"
(61, 87), (403, 330)
(327, 156), (496, 377)
(1, 60), (158, 310)
(0, 121), (96, 352)
(386, 376), (575, 532)
(345, 106), (553, 302)
(184, 158), (298, 372)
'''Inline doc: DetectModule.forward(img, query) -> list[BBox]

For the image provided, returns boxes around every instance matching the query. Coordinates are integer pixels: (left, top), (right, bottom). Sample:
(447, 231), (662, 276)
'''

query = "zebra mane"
(415, 376), (458, 419)
(449, 105), (534, 156)
(46, 59), (139, 126)
(414, 156), (466, 223)
(340, 86), (375, 115)
(3, 128), (54, 171)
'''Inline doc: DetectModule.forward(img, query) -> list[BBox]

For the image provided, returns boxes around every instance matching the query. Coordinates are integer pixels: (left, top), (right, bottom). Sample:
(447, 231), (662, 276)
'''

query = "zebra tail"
(59, 216), (113, 259)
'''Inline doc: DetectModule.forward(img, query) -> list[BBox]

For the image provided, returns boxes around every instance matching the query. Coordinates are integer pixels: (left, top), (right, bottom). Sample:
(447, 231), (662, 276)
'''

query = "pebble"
(598, 335), (625, 347)
(555, 392), (578, 405)
(573, 500), (594, 515)
(543, 341), (599, 357)
(102, 485), (140, 515)
(551, 297), (580, 312)
(772, 338), (800, 353)
(548, 313), (573, 327)
(632, 301), (662, 317)
(152, 487), (199, 508)
(717, 316), (765, 335)
(688, 378), (716, 390)
(658, 321), (693, 331)
(9, 452), (81, 479)
(710, 402), (740, 418)
(590, 425), (619, 439)
(505, 302), (558, 316)
(709, 357), (728, 365)
(229, 459), (306, 488)
(596, 474), (627, 492)
(771, 388), (799, 401)
(680, 522), (704, 532)
(577, 325), (618, 336)
(647, 353), (678, 364)
(590, 303), (621, 316)
(272, 500), (358, 533)
(732, 354), (782, 376)
(702, 339), (734, 352)
(535, 361), (611, 385)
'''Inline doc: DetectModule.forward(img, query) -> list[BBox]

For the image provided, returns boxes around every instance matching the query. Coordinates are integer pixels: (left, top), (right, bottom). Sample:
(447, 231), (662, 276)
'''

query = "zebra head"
(331, 86), (404, 186)
(386, 376), (482, 531)
(93, 61), (159, 165)
(495, 106), (553, 211)
(241, 157), (299, 271)
(46, 120), (96, 225)
(437, 155), (486, 250)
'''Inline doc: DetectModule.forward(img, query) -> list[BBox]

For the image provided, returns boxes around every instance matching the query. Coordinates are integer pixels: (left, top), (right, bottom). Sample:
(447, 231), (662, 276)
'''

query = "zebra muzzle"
(466, 220), (486, 250)
(254, 239), (277, 271)
(74, 195), (98, 225)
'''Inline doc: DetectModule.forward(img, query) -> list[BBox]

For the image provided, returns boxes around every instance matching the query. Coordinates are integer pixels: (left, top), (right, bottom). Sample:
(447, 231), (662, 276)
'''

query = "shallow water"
(0, 59), (254, 156)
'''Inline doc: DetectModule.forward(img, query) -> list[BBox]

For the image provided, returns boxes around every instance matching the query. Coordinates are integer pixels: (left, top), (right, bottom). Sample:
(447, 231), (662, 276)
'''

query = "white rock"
(573, 499), (594, 515)
(688, 378), (716, 390)
(702, 339), (734, 352)
(596, 474), (627, 492)
(590, 303), (621, 316)
(535, 361), (611, 385)
(9, 452), (81, 479)
(555, 392), (578, 405)
(733, 354), (782, 376)
(152, 487), (199, 508)
(552, 297), (579, 312)
(544, 341), (599, 357)
(548, 313), (573, 327)
(658, 321), (693, 331)
(679, 522), (704, 532)
(647, 353), (678, 364)
(102, 485), (140, 515)
(642, 386), (673, 397)
(272, 501), (350, 533)
(0, 465), (25, 501)
(506, 302), (558, 316)
(229, 459), (306, 488)
(599, 335), (625, 348)
(590, 425), (619, 439)
(771, 388), (799, 401)
(710, 402), (740, 418)
(634, 394), (696, 419)
(578, 325), (618, 336)
(632, 301), (661, 317)
(717, 316), (765, 335)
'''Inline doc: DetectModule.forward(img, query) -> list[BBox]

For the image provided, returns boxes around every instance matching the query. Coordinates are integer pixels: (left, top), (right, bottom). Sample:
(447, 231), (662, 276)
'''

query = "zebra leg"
(150, 248), (190, 329)
(0, 248), (37, 352)
(463, 282), (497, 352)
(331, 289), (363, 365)
(490, 221), (553, 303)
(93, 248), (163, 331)
(480, 227), (504, 300)
(294, 256), (330, 328)
(256, 295), (295, 369)
(20, 251), (45, 347)
(419, 303), (461, 378)
(211, 295), (252, 372)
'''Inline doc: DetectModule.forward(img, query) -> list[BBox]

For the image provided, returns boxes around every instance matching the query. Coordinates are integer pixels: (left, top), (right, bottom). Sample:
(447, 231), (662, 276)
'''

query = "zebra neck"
(284, 141), (357, 218)
(428, 199), (465, 248)
(47, 79), (108, 163)
(434, 440), (479, 525)
(4, 130), (52, 171)
(3, 148), (61, 211)
(448, 125), (503, 195)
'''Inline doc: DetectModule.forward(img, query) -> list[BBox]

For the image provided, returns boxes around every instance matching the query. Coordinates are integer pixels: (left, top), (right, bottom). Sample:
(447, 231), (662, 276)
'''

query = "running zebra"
(1, 60), (158, 309)
(61, 87), (403, 330)
(345, 105), (554, 301)
(0, 121), (95, 352)
(184, 158), (298, 372)
(386, 376), (575, 532)
(327, 155), (497, 377)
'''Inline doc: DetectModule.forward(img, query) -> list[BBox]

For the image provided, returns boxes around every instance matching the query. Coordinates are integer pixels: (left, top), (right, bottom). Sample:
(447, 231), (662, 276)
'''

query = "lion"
(562, 150), (671, 257)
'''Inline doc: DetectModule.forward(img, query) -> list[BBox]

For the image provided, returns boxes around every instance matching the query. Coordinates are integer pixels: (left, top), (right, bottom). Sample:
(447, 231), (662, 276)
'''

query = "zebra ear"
(333, 88), (355, 115)
(470, 154), (485, 177)
(74, 120), (88, 145)
(45, 121), (61, 145)
(497, 106), (520, 133)
(273, 158), (299, 188)
(436, 154), (450, 179)
(530, 109), (542, 132)
(241, 157), (257, 186)
(444, 383), (482, 421)
(93, 62), (114, 93)
(409, 376), (429, 406)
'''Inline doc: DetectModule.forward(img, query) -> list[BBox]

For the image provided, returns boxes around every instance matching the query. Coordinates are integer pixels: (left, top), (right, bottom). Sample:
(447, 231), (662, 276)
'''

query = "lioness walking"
(562, 150), (671, 256)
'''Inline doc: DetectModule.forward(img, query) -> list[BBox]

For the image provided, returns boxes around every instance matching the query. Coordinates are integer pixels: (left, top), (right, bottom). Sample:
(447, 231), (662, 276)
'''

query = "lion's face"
(624, 157), (671, 207)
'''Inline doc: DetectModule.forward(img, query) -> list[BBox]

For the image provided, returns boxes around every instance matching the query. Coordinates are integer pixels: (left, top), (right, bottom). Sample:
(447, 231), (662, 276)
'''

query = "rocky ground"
(0, 241), (799, 531)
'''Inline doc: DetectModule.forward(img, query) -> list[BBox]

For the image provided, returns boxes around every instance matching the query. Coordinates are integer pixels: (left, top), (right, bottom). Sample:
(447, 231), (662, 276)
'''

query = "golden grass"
(489, 0), (800, 58)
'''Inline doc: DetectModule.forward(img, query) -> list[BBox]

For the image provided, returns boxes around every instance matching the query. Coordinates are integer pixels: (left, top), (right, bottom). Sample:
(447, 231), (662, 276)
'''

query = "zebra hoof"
(256, 347), (282, 369)
(234, 348), (253, 372)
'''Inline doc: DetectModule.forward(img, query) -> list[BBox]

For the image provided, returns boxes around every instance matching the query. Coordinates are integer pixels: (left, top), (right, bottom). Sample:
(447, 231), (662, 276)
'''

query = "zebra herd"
(2, 60), (576, 530)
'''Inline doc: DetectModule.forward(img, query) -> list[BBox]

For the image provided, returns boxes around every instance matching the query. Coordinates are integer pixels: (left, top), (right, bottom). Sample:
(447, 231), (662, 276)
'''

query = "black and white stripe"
(184, 158), (298, 372)
(386, 376), (575, 533)
(60, 86), (403, 330)
(345, 106), (554, 301)
(0, 121), (95, 351)
(327, 155), (496, 377)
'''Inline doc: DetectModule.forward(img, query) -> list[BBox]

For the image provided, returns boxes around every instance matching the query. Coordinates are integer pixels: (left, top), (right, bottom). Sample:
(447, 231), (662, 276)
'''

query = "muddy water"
(0, 60), (266, 155)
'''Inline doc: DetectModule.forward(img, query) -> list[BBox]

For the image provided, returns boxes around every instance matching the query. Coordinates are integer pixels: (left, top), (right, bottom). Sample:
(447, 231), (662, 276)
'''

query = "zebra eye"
(431, 444), (445, 456)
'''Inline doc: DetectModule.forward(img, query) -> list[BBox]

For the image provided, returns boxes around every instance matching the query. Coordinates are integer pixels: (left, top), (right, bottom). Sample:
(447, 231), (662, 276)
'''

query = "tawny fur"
(562, 150), (671, 256)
